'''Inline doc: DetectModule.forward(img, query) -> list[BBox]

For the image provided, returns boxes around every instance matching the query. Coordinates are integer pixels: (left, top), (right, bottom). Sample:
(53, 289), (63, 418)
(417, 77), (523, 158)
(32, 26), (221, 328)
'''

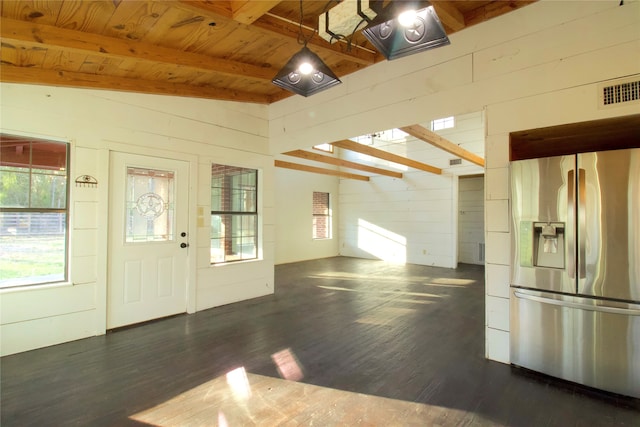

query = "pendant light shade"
(272, 46), (342, 97)
(362, 5), (449, 60)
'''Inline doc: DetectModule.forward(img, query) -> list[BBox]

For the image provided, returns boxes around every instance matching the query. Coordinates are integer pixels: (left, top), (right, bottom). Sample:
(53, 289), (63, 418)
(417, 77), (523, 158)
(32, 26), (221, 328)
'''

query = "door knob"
(180, 242), (189, 248)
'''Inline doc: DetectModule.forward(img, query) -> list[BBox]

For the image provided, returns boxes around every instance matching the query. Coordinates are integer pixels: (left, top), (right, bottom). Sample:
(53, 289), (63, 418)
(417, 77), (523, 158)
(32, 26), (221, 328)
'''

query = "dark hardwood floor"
(1, 257), (638, 426)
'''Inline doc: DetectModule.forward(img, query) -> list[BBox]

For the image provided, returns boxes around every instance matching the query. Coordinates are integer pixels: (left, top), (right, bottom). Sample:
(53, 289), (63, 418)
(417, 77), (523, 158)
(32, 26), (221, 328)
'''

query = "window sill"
(210, 258), (262, 267)
(0, 280), (74, 294)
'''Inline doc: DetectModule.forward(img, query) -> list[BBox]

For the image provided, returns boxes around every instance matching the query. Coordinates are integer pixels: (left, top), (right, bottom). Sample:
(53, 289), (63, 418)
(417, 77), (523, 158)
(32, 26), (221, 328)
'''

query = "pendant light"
(272, 1), (341, 97)
(362, 2), (449, 60)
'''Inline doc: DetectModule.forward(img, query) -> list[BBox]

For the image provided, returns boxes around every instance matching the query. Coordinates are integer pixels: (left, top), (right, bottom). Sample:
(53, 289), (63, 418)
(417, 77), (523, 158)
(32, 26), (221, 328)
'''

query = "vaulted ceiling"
(1, 1), (535, 105)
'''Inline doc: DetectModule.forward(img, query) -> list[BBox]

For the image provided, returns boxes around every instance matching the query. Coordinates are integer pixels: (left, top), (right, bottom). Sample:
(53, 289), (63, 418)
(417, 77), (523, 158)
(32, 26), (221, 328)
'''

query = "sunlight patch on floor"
(226, 367), (252, 401)
(431, 278), (477, 286)
(309, 272), (477, 287)
(356, 306), (416, 326)
(317, 284), (443, 299)
(271, 348), (304, 381)
(130, 370), (494, 426)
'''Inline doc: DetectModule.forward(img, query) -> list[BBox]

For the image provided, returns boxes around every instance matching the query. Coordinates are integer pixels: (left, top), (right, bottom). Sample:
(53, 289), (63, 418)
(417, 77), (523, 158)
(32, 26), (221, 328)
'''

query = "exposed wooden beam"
(331, 140), (442, 175)
(431, 1), (466, 32)
(0, 65), (271, 104)
(0, 18), (274, 82)
(230, 1), (282, 25)
(465, 1), (537, 27)
(400, 125), (485, 167)
(178, 0), (234, 18)
(284, 150), (403, 179)
(275, 160), (370, 181)
(177, 1), (376, 66)
(256, 14), (378, 65)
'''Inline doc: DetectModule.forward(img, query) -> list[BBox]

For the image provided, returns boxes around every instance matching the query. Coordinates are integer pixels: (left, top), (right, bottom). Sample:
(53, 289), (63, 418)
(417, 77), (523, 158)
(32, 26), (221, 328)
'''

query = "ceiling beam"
(230, 1), (282, 25)
(331, 140), (442, 175)
(177, 1), (376, 65)
(0, 65), (271, 104)
(0, 18), (275, 82)
(465, 1), (538, 27)
(431, 1), (466, 32)
(284, 150), (403, 178)
(275, 160), (370, 181)
(400, 125), (485, 167)
(256, 14), (378, 65)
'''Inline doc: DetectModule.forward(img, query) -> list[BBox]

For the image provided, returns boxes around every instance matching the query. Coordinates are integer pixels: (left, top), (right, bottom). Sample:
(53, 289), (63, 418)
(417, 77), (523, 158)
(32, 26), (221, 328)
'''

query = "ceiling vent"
(449, 158), (462, 166)
(598, 76), (640, 108)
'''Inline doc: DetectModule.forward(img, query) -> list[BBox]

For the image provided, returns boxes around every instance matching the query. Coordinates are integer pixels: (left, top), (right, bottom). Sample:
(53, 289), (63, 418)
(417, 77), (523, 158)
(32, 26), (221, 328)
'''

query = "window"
(312, 192), (331, 239)
(313, 143), (333, 153)
(431, 116), (455, 131)
(126, 167), (175, 243)
(0, 134), (69, 288)
(210, 164), (258, 263)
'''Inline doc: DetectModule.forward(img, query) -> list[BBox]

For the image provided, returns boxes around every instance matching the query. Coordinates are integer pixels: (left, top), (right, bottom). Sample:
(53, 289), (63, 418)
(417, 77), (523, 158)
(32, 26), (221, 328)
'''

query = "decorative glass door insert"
(125, 167), (175, 242)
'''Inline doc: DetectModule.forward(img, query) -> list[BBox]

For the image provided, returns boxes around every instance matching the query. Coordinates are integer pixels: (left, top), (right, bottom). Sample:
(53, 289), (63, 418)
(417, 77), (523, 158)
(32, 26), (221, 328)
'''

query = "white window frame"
(431, 116), (455, 131)
(0, 134), (70, 288)
(312, 191), (331, 240)
(210, 163), (258, 264)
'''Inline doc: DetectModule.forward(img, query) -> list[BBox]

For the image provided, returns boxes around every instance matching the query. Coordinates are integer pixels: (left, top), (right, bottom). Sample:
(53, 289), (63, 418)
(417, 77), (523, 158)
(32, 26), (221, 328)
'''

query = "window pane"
(241, 215), (256, 237)
(0, 138), (32, 168)
(30, 140), (67, 170)
(1, 138), (68, 209)
(313, 192), (329, 215)
(210, 238), (224, 263)
(0, 167), (30, 208)
(313, 143), (333, 153)
(0, 212), (66, 288)
(312, 192), (331, 239)
(0, 135), (69, 288)
(126, 167), (175, 242)
(431, 116), (455, 131)
(211, 214), (223, 239)
(210, 163), (258, 263)
(211, 186), (222, 211)
(30, 168), (67, 209)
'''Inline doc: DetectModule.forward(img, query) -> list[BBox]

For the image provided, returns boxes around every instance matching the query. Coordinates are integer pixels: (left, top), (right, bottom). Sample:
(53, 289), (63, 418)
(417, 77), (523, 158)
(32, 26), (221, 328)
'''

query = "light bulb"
(298, 61), (313, 75)
(398, 9), (417, 27)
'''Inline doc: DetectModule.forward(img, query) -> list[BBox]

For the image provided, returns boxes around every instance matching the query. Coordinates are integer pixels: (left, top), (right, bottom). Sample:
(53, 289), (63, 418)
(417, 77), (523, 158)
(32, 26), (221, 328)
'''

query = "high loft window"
(0, 135), (69, 288)
(312, 192), (331, 240)
(210, 164), (258, 263)
(313, 143), (333, 153)
(431, 116), (455, 131)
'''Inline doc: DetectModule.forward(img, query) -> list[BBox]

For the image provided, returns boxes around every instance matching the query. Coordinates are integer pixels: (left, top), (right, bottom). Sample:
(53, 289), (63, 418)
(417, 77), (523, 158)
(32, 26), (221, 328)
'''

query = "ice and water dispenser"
(518, 222), (565, 269)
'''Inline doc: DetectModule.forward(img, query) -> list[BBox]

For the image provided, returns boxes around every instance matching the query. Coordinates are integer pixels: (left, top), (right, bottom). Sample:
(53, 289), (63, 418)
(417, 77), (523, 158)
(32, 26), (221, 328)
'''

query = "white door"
(108, 152), (190, 328)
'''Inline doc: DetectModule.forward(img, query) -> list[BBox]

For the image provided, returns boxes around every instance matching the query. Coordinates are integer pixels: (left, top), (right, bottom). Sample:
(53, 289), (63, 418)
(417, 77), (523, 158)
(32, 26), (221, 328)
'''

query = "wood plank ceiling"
(1, 0), (535, 104)
(1, 1), (535, 180)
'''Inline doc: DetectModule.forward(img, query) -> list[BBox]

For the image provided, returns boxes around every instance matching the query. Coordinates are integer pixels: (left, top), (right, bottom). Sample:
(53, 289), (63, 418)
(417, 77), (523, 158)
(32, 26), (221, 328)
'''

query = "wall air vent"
(599, 76), (640, 108)
(449, 158), (462, 166)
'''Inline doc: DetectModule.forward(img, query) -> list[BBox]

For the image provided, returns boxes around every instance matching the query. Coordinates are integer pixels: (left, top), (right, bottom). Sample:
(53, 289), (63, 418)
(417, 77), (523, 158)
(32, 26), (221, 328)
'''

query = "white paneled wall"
(270, 1), (640, 364)
(0, 85), (274, 356)
(338, 111), (485, 268)
(339, 172), (457, 267)
(274, 167), (340, 264)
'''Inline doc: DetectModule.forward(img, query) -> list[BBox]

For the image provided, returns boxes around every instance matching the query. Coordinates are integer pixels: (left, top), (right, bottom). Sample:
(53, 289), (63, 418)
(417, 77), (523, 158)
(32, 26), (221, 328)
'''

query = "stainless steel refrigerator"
(510, 148), (640, 399)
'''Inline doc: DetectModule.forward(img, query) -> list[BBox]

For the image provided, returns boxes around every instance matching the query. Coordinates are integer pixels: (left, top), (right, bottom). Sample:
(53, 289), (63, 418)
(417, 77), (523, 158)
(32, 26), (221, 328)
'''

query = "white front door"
(108, 152), (190, 329)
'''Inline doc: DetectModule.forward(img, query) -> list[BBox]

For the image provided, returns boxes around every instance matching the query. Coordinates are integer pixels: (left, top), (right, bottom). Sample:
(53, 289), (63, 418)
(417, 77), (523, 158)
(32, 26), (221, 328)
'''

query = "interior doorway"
(458, 175), (485, 265)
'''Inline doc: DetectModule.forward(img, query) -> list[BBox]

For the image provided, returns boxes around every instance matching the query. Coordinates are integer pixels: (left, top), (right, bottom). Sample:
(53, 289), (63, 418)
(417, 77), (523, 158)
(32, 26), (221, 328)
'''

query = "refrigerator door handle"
(513, 291), (640, 316)
(567, 169), (576, 279)
(578, 168), (587, 279)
